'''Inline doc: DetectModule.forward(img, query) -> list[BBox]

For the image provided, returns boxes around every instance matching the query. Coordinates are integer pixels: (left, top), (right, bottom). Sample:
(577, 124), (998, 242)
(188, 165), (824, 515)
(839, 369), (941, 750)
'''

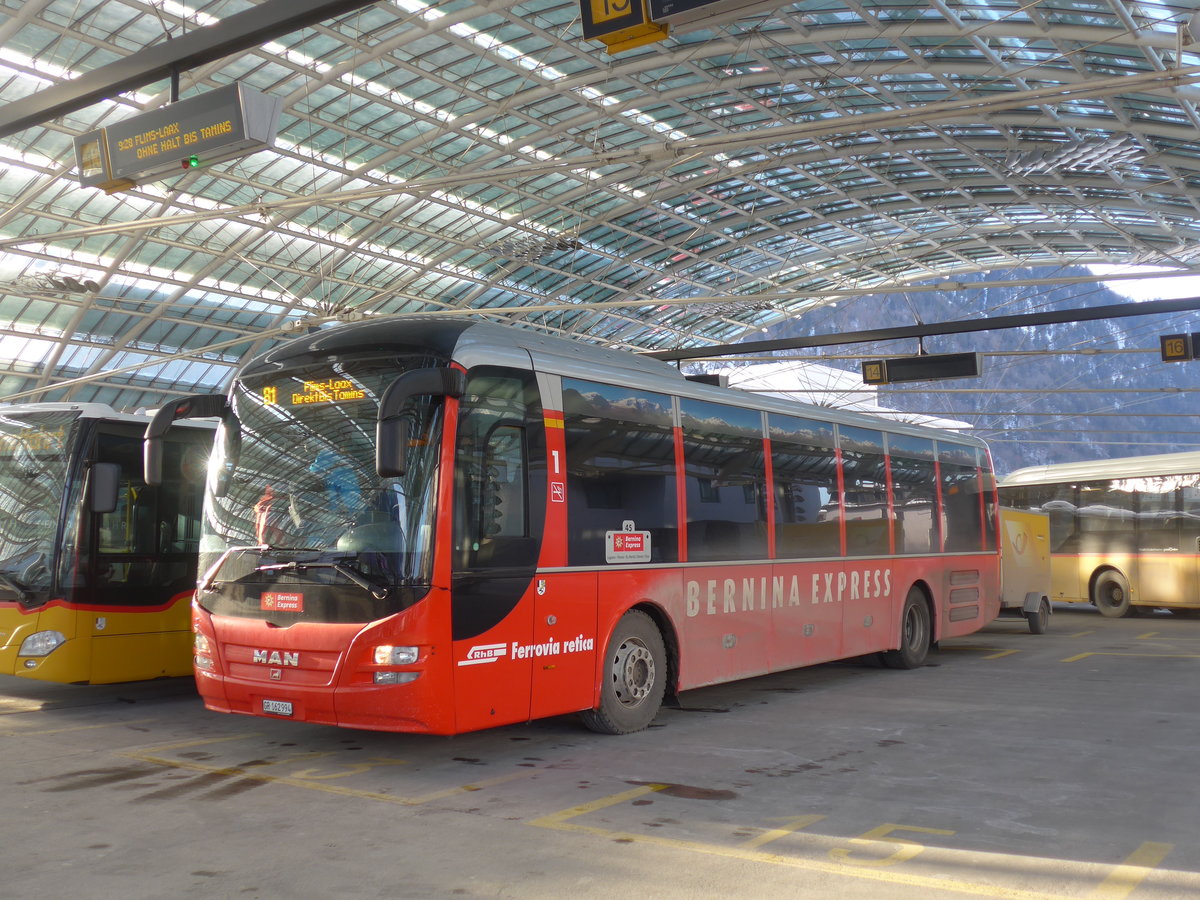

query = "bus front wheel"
(881, 588), (931, 669)
(1093, 570), (1132, 618)
(581, 610), (666, 735)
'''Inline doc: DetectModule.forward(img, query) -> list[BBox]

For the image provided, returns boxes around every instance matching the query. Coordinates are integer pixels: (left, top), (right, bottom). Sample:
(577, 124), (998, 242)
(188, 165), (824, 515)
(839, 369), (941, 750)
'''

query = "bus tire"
(881, 588), (930, 670)
(1092, 570), (1132, 618)
(1026, 598), (1050, 634)
(581, 610), (666, 735)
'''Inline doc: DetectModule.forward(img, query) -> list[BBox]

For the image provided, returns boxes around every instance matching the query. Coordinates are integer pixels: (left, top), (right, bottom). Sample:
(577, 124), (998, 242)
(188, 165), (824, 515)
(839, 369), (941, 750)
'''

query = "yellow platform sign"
(580, 0), (669, 54)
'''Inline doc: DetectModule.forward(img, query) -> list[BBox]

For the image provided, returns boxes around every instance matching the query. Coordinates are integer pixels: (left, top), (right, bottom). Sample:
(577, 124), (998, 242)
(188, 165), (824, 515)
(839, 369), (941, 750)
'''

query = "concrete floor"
(3, 604), (1199, 899)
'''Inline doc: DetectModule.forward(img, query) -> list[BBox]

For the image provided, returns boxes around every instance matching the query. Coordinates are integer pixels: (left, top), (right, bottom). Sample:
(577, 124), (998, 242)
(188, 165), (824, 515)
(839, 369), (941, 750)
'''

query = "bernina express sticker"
(606, 520), (651, 564)
(261, 591), (304, 612)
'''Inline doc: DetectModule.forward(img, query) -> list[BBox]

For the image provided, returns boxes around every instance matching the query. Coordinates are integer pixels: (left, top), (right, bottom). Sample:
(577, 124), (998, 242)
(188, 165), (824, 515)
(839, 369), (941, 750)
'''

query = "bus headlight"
(194, 633), (214, 670)
(19, 630), (65, 657)
(374, 645), (419, 665)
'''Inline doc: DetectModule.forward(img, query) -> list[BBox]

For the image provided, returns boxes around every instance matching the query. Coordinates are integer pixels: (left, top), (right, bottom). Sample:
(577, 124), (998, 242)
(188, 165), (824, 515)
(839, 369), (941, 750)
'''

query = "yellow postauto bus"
(0, 403), (211, 682)
(1000, 451), (1200, 618)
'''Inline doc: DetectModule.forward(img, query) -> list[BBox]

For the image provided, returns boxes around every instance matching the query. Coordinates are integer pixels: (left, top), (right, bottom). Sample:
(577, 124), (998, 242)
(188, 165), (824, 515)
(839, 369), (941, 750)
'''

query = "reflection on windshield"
(198, 359), (444, 615)
(0, 410), (76, 593)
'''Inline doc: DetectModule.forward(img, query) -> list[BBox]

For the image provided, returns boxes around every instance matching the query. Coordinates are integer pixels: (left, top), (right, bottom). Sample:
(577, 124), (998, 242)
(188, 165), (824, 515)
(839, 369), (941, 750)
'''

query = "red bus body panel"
(197, 553), (998, 734)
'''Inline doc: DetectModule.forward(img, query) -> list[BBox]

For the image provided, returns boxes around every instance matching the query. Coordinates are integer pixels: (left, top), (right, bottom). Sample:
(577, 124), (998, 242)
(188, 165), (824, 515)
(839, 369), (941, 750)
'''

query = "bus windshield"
(0, 408), (78, 598)
(197, 359), (446, 624)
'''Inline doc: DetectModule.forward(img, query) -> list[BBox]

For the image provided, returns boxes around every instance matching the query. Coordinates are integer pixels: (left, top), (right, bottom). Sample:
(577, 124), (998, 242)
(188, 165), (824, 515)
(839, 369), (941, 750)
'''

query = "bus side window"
(679, 397), (767, 562)
(938, 442), (985, 552)
(1136, 479), (1181, 554)
(1180, 480), (1200, 553)
(841, 426), (891, 557)
(769, 414), (839, 559)
(561, 380), (677, 566)
(887, 434), (937, 555)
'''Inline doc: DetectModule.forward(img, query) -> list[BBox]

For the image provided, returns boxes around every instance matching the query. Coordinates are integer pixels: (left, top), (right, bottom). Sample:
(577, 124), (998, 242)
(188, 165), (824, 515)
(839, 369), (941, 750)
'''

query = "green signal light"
(185, 154), (199, 169)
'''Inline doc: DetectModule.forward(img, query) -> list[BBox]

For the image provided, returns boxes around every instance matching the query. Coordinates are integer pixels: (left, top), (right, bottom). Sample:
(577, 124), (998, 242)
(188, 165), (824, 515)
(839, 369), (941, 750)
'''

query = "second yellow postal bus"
(1000, 451), (1200, 617)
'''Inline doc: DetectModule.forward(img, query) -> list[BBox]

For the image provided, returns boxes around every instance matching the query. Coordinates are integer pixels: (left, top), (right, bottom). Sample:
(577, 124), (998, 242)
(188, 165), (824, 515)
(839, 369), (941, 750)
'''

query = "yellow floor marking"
(1063, 651), (1200, 663)
(741, 814), (825, 849)
(0, 717), (156, 737)
(126, 733), (264, 753)
(123, 746), (532, 805)
(528, 784), (666, 827)
(1070, 630), (1095, 637)
(531, 794), (1060, 899)
(1087, 842), (1173, 899)
(982, 649), (1020, 660)
(1136, 633), (1158, 639)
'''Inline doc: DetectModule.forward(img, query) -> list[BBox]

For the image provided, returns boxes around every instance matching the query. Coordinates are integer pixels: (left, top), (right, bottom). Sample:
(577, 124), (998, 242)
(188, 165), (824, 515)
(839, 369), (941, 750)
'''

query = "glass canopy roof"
(2, 0), (1200, 408)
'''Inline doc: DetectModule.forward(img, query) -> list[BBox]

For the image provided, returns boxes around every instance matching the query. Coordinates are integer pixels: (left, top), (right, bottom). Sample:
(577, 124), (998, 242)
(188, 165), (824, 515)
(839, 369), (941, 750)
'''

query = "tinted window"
(562, 380), (677, 566)
(1075, 479), (1136, 554)
(939, 443), (984, 551)
(1136, 475), (1183, 553)
(1004, 482), (1078, 552)
(452, 368), (546, 639)
(889, 433), (937, 554)
(769, 414), (839, 558)
(1179, 476), (1200, 555)
(840, 425), (890, 557)
(680, 398), (766, 561)
(86, 430), (207, 605)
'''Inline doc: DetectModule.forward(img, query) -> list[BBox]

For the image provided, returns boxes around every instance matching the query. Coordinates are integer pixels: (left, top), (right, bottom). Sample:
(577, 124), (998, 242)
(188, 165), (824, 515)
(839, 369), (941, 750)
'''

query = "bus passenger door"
(450, 367), (546, 732)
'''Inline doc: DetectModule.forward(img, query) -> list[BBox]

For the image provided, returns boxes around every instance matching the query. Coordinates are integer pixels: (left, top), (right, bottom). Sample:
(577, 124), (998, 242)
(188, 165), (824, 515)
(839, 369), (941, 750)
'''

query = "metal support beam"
(644, 296), (1200, 361)
(0, 0), (384, 139)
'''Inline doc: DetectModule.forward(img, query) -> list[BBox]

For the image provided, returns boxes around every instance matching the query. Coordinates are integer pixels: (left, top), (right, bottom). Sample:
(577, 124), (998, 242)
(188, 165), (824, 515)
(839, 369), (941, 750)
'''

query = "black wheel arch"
(627, 601), (680, 706)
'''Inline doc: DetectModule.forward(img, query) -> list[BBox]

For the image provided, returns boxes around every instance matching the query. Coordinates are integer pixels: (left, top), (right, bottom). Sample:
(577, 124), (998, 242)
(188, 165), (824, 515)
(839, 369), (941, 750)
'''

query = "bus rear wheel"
(881, 588), (930, 669)
(1092, 570), (1132, 618)
(581, 610), (666, 735)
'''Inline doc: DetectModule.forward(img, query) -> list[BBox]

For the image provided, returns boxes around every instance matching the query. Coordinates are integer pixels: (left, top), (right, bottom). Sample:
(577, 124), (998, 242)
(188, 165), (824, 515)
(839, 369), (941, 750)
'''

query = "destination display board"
(261, 378), (368, 407)
(862, 352), (983, 385)
(75, 83), (281, 192)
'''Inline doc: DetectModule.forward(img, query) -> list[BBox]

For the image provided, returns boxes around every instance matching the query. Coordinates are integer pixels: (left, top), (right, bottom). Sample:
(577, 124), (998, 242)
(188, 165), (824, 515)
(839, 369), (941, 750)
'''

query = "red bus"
(146, 318), (1000, 734)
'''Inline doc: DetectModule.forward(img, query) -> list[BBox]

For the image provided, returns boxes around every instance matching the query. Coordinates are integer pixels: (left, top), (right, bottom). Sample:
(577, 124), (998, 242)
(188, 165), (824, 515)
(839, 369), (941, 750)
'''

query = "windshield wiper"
(199, 545), (266, 593)
(200, 545), (325, 593)
(254, 560), (390, 600)
(0, 573), (28, 601)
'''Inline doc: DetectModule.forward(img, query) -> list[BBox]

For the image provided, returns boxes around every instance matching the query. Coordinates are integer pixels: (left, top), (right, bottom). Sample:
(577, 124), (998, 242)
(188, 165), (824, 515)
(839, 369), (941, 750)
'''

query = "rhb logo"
(253, 649), (299, 666)
(457, 643), (507, 667)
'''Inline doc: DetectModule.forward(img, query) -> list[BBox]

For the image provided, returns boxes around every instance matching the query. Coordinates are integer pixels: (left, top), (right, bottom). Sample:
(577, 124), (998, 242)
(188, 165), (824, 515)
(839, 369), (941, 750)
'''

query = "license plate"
(262, 699), (293, 716)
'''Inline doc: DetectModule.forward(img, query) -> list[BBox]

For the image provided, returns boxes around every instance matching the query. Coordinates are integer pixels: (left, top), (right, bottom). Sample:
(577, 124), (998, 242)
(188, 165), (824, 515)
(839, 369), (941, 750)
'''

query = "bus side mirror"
(87, 462), (121, 514)
(377, 368), (466, 478)
(144, 393), (228, 486)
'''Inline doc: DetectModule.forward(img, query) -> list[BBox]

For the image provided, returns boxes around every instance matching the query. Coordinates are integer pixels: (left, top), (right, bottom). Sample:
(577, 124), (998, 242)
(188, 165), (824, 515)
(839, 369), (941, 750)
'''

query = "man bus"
(0, 403), (210, 682)
(146, 317), (1000, 734)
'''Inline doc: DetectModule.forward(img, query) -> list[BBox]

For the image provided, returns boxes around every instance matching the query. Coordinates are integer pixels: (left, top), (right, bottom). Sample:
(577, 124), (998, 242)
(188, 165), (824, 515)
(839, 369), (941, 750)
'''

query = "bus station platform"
(2, 603), (1197, 900)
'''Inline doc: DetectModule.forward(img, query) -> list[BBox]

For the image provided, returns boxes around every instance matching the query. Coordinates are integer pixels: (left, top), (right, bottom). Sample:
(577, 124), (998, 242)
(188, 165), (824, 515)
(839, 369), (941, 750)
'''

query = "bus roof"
(1002, 450), (1200, 486)
(0, 401), (216, 431)
(240, 315), (990, 451)
(0, 401), (147, 423)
